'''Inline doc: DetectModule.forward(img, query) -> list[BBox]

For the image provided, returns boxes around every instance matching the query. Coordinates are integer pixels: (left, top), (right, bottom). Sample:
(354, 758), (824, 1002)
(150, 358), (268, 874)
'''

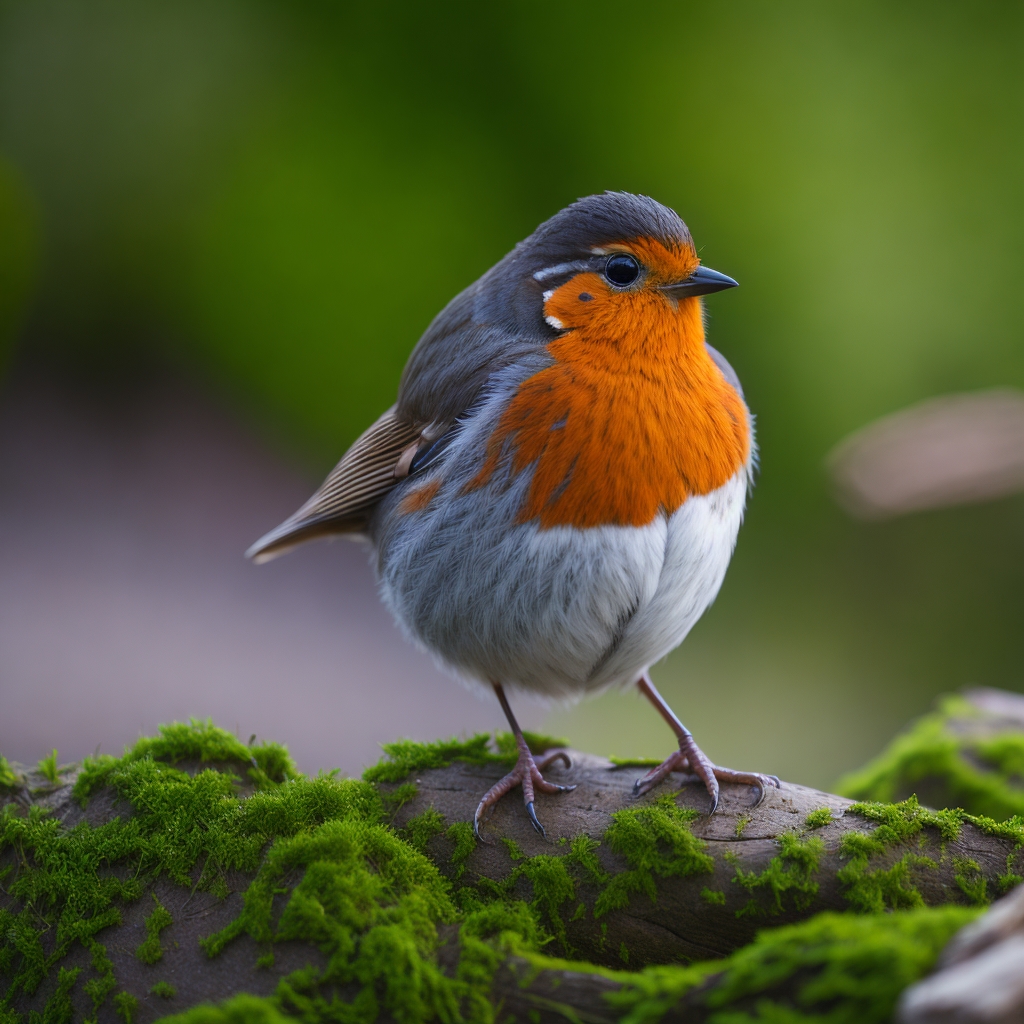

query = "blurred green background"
(2, 0), (1022, 787)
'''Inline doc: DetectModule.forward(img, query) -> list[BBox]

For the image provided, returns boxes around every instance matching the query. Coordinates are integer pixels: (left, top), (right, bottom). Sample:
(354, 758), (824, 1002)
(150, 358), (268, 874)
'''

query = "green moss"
(151, 982), (177, 999)
(2, 721), (1010, 1024)
(606, 905), (981, 1024)
(445, 822), (476, 880)
(952, 857), (988, 906)
(494, 732), (568, 760)
(608, 756), (662, 768)
(362, 734), (498, 785)
(836, 694), (1024, 821)
(700, 887), (726, 905)
(114, 990), (139, 1024)
(1, 721), (383, 1024)
(381, 783), (419, 816)
(835, 796), (1024, 912)
(400, 809), (447, 853)
(36, 749), (61, 785)
(565, 835), (609, 889)
(509, 855), (578, 952)
(595, 795), (714, 918)
(729, 832), (825, 917)
(136, 895), (173, 965)
(73, 719), (297, 803)
(363, 731), (570, 789)
(805, 808), (833, 829)
(848, 796), (963, 843)
(734, 813), (752, 837)
(0, 755), (18, 790)
(154, 993), (298, 1023)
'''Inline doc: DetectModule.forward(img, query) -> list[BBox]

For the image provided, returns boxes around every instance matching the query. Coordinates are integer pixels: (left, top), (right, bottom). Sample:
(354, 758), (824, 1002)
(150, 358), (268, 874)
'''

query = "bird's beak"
(660, 265), (738, 298)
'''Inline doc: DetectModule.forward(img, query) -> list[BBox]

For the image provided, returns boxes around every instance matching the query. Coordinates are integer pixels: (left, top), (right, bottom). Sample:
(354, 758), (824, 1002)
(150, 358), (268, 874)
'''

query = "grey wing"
(246, 406), (422, 563)
(397, 273), (549, 425)
(249, 267), (547, 564)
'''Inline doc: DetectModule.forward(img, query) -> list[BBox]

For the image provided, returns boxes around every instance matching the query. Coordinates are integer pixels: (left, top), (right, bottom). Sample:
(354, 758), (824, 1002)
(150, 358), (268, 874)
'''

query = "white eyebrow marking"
(590, 247), (609, 255)
(533, 260), (591, 282)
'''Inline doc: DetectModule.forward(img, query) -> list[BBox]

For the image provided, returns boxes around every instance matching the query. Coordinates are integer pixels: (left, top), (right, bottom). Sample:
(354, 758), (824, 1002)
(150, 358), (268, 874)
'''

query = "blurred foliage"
(0, 0), (1022, 784)
(3, 1), (1022, 483)
(0, 157), (37, 370)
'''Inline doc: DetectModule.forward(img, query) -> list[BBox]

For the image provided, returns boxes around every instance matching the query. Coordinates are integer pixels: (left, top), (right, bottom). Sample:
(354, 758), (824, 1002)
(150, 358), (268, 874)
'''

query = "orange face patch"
(466, 238), (749, 529)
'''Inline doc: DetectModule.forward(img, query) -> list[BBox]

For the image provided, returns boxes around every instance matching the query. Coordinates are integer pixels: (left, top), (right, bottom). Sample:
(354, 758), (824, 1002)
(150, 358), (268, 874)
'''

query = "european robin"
(248, 192), (779, 836)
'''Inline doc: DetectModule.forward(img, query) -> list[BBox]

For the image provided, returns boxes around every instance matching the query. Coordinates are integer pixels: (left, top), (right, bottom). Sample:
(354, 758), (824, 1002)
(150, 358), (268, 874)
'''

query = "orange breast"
(466, 269), (750, 529)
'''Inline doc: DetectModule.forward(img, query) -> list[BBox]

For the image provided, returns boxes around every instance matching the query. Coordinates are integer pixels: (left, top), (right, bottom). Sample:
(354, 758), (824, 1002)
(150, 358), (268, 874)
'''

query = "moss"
(595, 795), (714, 918)
(0, 722), (385, 1024)
(362, 734), (499, 785)
(606, 905), (981, 1024)
(36, 749), (61, 785)
(363, 731), (569, 789)
(155, 994), (302, 1023)
(728, 832), (825, 918)
(151, 982), (177, 999)
(494, 732), (568, 760)
(114, 990), (139, 1024)
(73, 719), (297, 803)
(804, 808), (833, 829)
(608, 756), (662, 768)
(836, 694), (1024, 821)
(136, 895), (173, 965)
(836, 797), (1023, 912)
(445, 822), (476, 880)
(44, 967), (81, 1024)
(2, 721), (1011, 1024)
(382, 783), (419, 815)
(0, 755), (17, 790)
(700, 887), (727, 906)
(565, 835), (608, 889)
(401, 809), (447, 853)
(848, 796), (963, 843)
(734, 814), (752, 838)
(952, 856), (988, 906)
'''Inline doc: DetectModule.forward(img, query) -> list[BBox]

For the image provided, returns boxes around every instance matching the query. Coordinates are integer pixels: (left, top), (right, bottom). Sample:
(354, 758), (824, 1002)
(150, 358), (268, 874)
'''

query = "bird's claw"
(633, 742), (777, 816)
(473, 745), (575, 839)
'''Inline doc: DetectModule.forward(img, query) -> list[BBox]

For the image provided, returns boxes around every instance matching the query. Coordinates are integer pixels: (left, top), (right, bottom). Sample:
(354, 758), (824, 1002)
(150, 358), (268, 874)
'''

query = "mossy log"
(1, 720), (1022, 1024)
(386, 749), (1019, 968)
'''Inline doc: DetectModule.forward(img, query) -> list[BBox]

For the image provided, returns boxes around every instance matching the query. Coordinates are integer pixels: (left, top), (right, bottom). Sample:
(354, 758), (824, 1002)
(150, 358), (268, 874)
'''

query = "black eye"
(605, 253), (641, 286)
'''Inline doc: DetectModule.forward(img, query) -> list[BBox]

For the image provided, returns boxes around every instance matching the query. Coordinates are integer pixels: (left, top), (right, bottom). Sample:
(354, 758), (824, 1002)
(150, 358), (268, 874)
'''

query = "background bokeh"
(2, 1), (1022, 787)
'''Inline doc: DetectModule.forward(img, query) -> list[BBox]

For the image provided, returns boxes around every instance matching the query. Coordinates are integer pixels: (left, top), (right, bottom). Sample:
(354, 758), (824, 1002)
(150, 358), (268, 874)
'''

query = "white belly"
(373, 457), (749, 701)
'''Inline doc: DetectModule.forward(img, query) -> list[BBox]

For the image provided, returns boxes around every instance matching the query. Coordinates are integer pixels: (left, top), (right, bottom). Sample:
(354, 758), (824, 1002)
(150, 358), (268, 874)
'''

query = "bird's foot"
(473, 744), (576, 840)
(632, 734), (779, 814)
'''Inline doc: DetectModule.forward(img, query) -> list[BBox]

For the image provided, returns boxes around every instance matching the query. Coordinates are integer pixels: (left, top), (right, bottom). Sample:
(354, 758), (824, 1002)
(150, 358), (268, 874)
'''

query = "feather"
(246, 406), (422, 563)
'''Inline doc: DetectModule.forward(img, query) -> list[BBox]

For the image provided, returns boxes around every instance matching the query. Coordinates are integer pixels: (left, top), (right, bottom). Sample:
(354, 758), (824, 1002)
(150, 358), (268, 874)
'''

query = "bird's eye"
(605, 253), (641, 286)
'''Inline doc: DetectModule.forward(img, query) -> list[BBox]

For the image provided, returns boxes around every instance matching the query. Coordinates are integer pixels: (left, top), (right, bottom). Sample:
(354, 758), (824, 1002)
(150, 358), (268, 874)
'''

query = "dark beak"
(660, 265), (738, 299)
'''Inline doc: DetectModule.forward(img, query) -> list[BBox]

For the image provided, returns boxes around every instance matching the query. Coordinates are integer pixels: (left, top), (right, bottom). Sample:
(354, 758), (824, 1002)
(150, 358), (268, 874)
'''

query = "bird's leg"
(473, 682), (576, 839)
(633, 672), (779, 813)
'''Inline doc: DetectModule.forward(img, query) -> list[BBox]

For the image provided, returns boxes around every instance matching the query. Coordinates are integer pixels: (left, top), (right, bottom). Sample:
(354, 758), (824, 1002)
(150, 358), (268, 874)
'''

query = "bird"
(247, 191), (779, 837)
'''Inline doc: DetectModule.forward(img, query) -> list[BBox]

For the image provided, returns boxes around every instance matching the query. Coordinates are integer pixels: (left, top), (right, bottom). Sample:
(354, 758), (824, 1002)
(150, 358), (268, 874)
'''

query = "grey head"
(476, 191), (695, 336)
(399, 192), (733, 426)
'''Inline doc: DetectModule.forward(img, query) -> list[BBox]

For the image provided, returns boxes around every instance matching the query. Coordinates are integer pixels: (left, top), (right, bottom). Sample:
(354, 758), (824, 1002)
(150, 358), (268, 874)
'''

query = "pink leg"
(473, 682), (576, 839)
(634, 673), (779, 813)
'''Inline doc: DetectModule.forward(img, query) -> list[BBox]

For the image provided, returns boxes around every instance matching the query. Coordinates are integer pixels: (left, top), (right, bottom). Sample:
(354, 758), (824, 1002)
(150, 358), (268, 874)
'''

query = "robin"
(248, 192), (779, 837)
